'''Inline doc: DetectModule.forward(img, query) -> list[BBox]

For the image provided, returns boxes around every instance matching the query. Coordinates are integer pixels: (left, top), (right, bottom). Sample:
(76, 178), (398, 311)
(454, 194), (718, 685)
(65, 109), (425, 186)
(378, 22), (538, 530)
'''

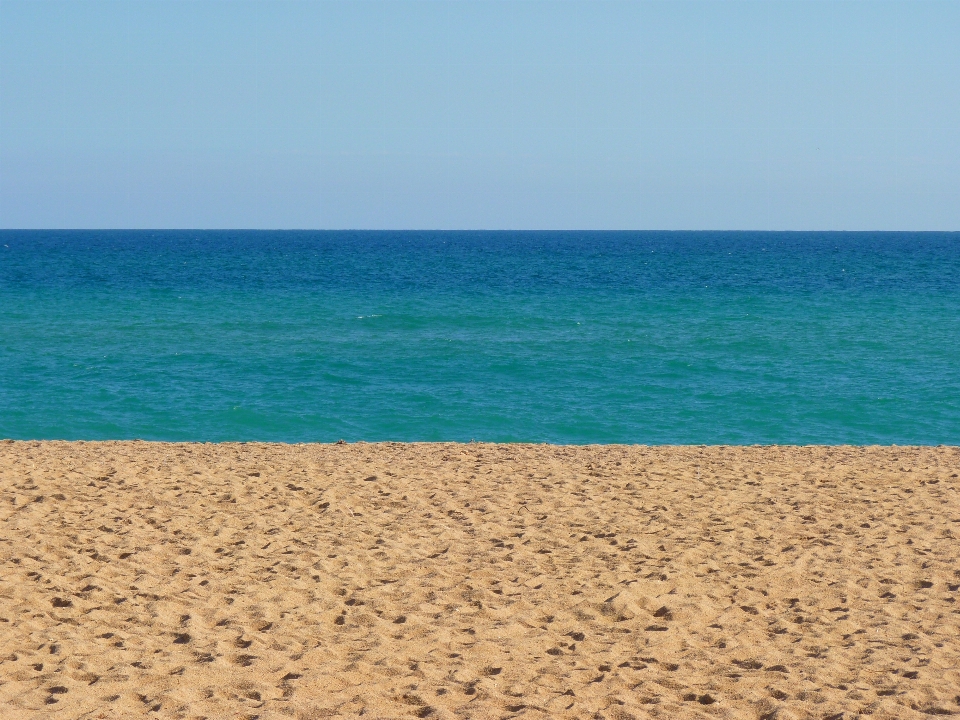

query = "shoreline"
(4, 439), (958, 447)
(2, 442), (958, 718)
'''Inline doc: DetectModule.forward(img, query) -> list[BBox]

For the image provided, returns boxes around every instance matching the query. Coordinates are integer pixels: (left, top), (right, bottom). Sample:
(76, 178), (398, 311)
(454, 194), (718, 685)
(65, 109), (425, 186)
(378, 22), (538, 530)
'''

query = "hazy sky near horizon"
(1, 0), (959, 230)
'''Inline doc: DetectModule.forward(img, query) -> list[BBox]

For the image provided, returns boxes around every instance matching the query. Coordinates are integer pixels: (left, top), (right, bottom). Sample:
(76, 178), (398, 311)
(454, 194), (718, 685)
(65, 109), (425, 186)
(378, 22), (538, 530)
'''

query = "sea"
(1, 230), (958, 445)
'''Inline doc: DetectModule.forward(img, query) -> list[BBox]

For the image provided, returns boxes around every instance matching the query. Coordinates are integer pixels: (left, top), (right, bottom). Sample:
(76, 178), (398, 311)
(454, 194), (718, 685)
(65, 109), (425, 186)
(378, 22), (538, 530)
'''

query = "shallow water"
(2, 230), (958, 443)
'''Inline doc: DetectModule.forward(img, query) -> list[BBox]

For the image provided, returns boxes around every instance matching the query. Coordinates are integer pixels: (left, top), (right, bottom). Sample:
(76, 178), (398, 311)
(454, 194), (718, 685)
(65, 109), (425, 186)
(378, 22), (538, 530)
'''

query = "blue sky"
(1, 0), (958, 230)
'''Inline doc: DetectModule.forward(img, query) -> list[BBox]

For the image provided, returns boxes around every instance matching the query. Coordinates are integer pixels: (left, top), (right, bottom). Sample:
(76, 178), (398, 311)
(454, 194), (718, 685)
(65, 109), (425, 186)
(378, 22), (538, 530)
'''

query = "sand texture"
(1, 441), (959, 720)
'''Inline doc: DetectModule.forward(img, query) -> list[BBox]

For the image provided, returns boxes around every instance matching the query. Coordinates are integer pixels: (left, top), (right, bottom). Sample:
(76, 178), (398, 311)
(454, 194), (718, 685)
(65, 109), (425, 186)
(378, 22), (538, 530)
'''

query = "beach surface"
(1, 441), (958, 719)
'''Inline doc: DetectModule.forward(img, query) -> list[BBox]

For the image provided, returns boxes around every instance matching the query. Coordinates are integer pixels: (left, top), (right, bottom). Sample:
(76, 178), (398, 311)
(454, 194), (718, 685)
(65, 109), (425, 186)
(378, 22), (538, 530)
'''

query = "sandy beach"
(1, 441), (958, 719)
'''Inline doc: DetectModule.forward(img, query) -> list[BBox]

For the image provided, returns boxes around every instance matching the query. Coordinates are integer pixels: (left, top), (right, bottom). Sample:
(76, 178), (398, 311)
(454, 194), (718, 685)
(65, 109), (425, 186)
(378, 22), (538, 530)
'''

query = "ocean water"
(1, 230), (958, 444)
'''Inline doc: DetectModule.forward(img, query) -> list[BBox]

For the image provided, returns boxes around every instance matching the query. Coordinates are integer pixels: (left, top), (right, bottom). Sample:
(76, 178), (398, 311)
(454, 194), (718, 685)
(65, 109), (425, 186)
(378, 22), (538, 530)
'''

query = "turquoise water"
(1, 230), (958, 444)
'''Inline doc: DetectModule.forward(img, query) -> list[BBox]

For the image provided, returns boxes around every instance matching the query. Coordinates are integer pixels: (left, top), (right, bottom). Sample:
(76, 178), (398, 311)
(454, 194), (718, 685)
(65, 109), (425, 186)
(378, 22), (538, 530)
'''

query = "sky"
(1, 0), (958, 230)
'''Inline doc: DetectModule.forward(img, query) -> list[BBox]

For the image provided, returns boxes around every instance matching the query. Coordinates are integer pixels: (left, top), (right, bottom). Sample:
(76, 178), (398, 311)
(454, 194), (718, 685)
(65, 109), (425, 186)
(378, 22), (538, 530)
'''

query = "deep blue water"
(1, 230), (958, 444)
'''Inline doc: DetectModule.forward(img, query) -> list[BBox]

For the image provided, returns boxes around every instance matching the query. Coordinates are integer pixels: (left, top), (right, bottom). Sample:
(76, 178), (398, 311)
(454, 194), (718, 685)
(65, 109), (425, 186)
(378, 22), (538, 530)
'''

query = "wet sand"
(1, 441), (958, 719)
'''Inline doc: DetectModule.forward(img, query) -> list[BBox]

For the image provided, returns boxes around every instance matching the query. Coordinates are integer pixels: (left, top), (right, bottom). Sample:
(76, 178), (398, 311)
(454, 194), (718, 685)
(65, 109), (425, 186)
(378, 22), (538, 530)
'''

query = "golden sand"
(1, 441), (959, 719)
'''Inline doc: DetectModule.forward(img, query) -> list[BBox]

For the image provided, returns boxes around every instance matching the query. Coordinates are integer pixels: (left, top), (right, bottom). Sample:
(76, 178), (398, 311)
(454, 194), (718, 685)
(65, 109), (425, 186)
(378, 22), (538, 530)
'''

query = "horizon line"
(3, 228), (959, 234)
